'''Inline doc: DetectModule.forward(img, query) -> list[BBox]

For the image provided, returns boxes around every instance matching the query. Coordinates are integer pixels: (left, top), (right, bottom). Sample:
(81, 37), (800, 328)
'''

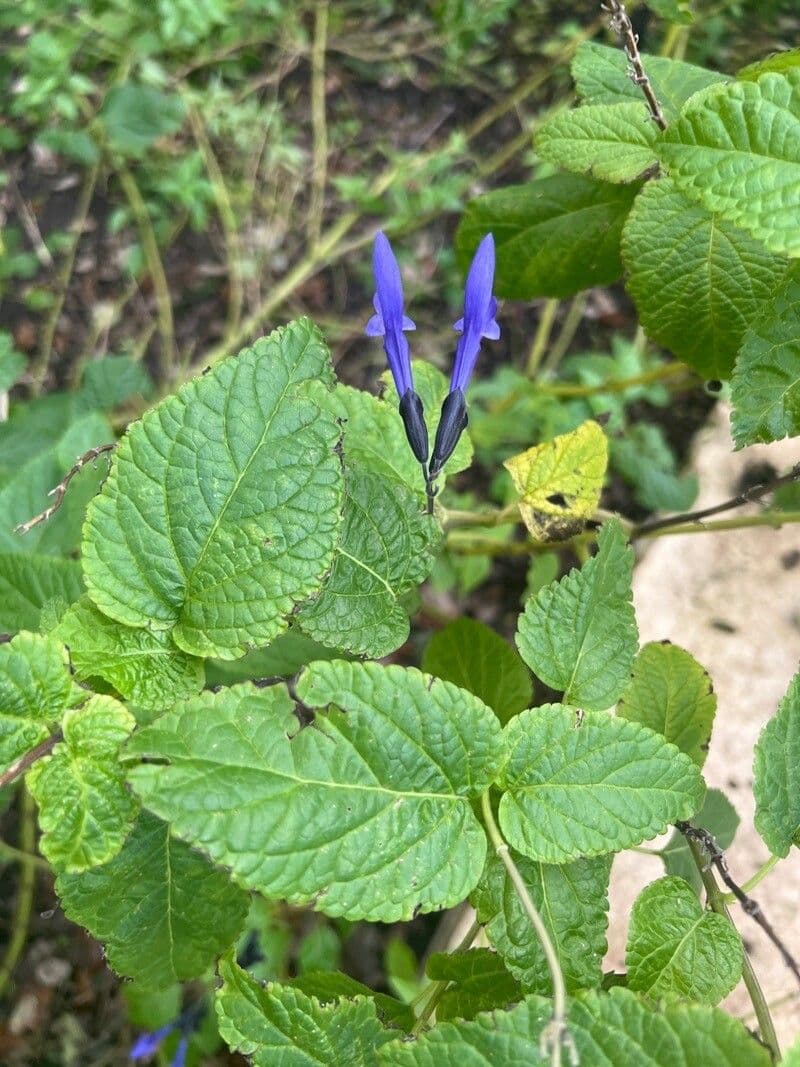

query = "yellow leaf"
(504, 421), (608, 539)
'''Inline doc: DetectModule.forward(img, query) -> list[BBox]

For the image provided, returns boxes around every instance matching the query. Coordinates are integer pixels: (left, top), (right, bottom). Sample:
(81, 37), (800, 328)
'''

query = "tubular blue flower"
(365, 231), (429, 466)
(130, 1025), (188, 1066)
(429, 233), (499, 479)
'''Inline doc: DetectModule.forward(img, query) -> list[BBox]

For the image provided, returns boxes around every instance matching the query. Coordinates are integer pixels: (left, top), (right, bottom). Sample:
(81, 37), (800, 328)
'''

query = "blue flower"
(365, 231), (429, 466)
(130, 1024), (188, 1066)
(429, 234), (499, 479)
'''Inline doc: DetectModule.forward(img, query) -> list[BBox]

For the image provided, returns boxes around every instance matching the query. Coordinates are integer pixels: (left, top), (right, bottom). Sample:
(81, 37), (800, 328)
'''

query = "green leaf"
(100, 83), (185, 154)
(0, 632), (82, 773)
(377, 988), (772, 1066)
(127, 663), (504, 921)
(622, 177), (788, 379)
(54, 597), (204, 711)
(498, 705), (705, 863)
(57, 811), (248, 989)
(730, 269), (800, 447)
(572, 42), (730, 118)
(0, 553), (84, 632)
(661, 788), (739, 892)
(738, 50), (800, 82)
(296, 469), (439, 658)
(617, 641), (716, 767)
(648, 0), (693, 24)
(0, 333), (25, 391)
(516, 520), (638, 710)
(290, 972), (415, 1031)
(657, 70), (800, 256)
(425, 949), (522, 1021)
(503, 420), (608, 541)
(457, 176), (638, 300)
(753, 670), (800, 856)
(205, 631), (347, 687)
(537, 103), (658, 184)
(472, 849), (611, 992)
(783, 1038), (800, 1067)
(79, 355), (153, 411)
(610, 424), (698, 513)
(217, 954), (393, 1066)
(626, 876), (742, 1003)
(82, 319), (344, 658)
(27, 694), (138, 872)
(422, 618), (532, 726)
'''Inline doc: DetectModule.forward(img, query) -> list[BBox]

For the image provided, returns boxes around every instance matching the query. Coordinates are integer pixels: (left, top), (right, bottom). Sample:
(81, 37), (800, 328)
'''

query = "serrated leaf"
(661, 788), (739, 892)
(622, 177), (788, 379)
(290, 972), (415, 1031)
(730, 269), (800, 446)
(296, 468), (439, 658)
(0, 553), (84, 632)
(537, 103), (658, 184)
(57, 811), (247, 988)
(217, 954), (393, 1066)
(0, 632), (82, 773)
(753, 670), (800, 856)
(82, 319), (344, 659)
(425, 949), (522, 1021)
(422, 618), (532, 726)
(516, 520), (638, 710)
(504, 421), (608, 541)
(54, 597), (204, 710)
(572, 41), (730, 117)
(657, 70), (800, 256)
(618, 641), (716, 767)
(79, 355), (153, 412)
(127, 663), (504, 921)
(472, 849), (611, 992)
(457, 176), (638, 300)
(27, 694), (138, 872)
(738, 50), (800, 82)
(377, 987), (771, 1066)
(626, 876), (742, 1003)
(498, 705), (705, 863)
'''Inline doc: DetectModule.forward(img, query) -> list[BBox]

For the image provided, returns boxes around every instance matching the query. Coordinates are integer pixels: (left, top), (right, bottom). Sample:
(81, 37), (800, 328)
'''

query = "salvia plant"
(2, 3), (800, 1066)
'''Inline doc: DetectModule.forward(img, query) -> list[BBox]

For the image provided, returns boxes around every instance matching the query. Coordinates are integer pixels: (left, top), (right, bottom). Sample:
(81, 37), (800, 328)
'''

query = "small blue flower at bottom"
(365, 231), (429, 466)
(429, 233), (499, 479)
(130, 1025), (188, 1066)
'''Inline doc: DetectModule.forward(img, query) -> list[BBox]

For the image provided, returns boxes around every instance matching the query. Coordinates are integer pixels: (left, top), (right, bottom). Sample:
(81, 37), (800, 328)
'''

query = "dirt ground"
(606, 403), (800, 1050)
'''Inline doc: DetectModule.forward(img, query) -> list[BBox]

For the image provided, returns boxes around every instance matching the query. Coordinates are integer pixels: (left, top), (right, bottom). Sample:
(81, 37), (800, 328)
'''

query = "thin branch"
(308, 0), (330, 249)
(0, 790), (37, 998)
(14, 444), (116, 536)
(603, 0), (668, 129)
(0, 735), (60, 791)
(678, 821), (800, 989)
(633, 463), (800, 537)
(526, 300), (559, 377)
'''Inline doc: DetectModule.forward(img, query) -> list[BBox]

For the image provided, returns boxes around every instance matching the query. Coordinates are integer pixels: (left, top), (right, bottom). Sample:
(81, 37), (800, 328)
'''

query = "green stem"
(480, 794), (573, 1067)
(634, 511), (800, 539)
(410, 919), (481, 1035)
(542, 294), (586, 374)
(0, 789), (37, 999)
(308, 0), (330, 250)
(723, 855), (781, 903)
(0, 839), (48, 872)
(685, 836), (780, 1061)
(526, 300), (559, 377)
(536, 361), (690, 398)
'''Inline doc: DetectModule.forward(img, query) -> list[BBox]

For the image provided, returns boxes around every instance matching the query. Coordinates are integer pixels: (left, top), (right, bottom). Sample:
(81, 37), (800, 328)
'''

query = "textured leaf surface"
(290, 972), (414, 1031)
(0, 632), (82, 773)
(730, 270), (800, 446)
(377, 988), (771, 1066)
(498, 706), (705, 863)
(658, 70), (800, 256)
(54, 597), (204, 710)
(27, 695), (138, 871)
(128, 663), (503, 921)
(537, 103), (658, 184)
(422, 618), (532, 726)
(217, 955), (393, 1066)
(618, 641), (716, 767)
(504, 421), (607, 541)
(572, 42), (729, 117)
(82, 319), (343, 658)
(472, 849), (611, 992)
(57, 812), (248, 988)
(296, 468), (439, 658)
(622, 178), (788, 379)
(425, 950), (522, 1022)
(457, 175), (638, 299)
(626, 877), (742, 1003)
(738, 50), (800, 82)
(661, 788), (739, 893)
(0, 553), (84, 633)
(754, 670), (800, 856)
(516, 520), (638, 710)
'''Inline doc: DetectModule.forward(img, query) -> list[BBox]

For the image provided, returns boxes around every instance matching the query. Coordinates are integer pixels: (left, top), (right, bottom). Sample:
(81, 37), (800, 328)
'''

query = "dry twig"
(14, 443), (116, 535)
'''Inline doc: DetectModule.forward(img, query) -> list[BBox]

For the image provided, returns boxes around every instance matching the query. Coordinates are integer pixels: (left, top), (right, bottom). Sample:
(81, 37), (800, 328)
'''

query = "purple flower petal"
(450, 233), (500, 392)
(130, 1024), (174, 1060)
(365, 231), (415, 397)
(171, 1036), (189, 1067)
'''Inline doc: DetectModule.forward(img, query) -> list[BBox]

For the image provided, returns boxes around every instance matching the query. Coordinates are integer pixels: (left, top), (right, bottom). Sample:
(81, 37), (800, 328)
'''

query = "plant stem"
(543, 294), (586, 374)
(535, 361), (690, 398)
(634, 510), (800, 539)
(0, 838), (48, 872)
(526, 300), (559, 377)
(480, 793), (574, 1067)
(0, 789), (37, 999)
(410, 919), (481, 1034)
(685, 836), (780, 1061)
(723, 855), (781, 903)
(308, 0), (330, 250)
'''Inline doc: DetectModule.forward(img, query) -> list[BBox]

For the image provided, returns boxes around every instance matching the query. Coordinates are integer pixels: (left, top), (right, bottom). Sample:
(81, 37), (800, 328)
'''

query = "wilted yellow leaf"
(504, 420), (608, 539)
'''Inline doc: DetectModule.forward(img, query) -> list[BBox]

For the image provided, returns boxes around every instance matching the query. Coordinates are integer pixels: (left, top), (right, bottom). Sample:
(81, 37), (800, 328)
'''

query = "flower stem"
(722, 855), (781, 903)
